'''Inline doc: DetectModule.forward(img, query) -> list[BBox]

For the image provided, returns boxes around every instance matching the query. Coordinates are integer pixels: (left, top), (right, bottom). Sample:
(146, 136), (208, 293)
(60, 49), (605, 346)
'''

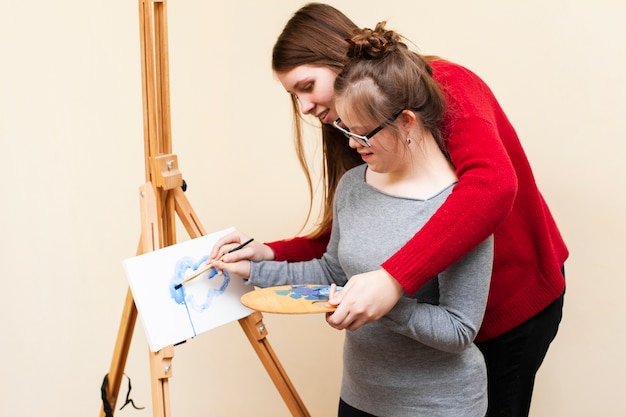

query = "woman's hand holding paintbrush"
(207, 231), (276, 280)
(209, 231), (277, 276)
(174, 237), (255, 290)
(210, 230), (276, 263)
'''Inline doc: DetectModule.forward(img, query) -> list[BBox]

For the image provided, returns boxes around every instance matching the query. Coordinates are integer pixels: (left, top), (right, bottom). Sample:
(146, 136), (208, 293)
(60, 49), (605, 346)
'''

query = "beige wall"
(1, 0), (624, 416)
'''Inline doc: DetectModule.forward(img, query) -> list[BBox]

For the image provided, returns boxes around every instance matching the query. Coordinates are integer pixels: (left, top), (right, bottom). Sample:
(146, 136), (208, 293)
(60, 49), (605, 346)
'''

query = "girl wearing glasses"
(211, 3), (567, 416)
(213, 22), (493, 417)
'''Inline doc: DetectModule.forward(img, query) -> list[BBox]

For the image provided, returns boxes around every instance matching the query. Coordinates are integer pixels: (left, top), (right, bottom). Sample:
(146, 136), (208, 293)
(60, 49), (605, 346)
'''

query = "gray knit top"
(249, 164), (493, 417)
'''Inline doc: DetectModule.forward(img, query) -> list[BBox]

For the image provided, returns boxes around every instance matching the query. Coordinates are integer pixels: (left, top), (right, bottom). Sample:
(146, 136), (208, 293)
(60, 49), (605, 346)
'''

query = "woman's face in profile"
(276, 64), (339, 125)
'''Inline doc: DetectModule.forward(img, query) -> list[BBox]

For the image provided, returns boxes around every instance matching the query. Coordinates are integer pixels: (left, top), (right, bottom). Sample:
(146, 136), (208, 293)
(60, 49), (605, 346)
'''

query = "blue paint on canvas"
(169, 255), (230, 311)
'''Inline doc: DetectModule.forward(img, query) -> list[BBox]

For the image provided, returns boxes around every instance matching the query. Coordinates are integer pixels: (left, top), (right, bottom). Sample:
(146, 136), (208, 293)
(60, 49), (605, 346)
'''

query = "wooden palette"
(240, 284), (339, 314)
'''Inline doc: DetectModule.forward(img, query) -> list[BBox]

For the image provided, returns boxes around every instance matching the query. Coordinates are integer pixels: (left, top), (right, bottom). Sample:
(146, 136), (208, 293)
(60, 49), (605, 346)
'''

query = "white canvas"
(124, 227), (254, 352)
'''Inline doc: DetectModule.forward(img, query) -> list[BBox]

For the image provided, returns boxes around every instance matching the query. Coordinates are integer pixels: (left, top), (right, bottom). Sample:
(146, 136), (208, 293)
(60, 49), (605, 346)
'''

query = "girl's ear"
(399, 109), (417, 131)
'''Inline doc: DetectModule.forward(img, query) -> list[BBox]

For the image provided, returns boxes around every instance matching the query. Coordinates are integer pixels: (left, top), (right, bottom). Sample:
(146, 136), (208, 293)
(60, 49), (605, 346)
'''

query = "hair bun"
(348, 21), (401, 59)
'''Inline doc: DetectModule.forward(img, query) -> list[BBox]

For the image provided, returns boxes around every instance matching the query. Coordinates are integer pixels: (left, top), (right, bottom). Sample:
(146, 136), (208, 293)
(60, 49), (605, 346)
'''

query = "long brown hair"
(272, 3), (362, 238)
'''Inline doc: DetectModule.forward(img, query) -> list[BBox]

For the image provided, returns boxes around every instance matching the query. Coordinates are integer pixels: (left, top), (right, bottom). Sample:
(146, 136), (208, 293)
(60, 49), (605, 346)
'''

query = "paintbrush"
(173, 238), (254, 290)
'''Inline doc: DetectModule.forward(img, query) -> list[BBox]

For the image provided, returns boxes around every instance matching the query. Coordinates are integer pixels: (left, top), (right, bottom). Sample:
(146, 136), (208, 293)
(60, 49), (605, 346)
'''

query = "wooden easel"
(99, 1), (310, 416)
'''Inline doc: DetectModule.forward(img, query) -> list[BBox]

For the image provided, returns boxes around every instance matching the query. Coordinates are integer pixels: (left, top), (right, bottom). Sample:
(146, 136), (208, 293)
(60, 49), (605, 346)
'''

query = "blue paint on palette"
(275, 285), (341, 300)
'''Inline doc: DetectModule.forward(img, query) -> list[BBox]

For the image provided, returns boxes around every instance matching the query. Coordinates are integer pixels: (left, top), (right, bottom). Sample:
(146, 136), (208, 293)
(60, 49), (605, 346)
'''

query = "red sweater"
(267, 60), (568, 342)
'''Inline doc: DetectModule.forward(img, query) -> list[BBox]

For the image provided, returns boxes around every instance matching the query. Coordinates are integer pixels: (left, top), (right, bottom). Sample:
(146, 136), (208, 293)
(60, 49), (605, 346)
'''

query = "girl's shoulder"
(342, 164), (367, 184)
(336, 164), (367, 196)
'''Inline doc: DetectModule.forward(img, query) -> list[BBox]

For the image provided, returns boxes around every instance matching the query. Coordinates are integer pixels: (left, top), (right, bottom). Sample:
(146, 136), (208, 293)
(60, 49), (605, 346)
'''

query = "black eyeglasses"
(332, 110), (403, 147)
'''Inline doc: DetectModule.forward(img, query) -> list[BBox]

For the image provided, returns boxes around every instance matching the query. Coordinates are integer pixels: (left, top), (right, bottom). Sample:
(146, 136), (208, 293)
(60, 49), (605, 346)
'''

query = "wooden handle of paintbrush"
(175, 264), (213, 288)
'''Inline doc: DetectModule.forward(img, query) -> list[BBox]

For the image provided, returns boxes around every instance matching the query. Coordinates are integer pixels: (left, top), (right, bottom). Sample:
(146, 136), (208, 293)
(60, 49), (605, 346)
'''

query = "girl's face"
(276, 65), (339, 125)
(336, 103), (407, 175)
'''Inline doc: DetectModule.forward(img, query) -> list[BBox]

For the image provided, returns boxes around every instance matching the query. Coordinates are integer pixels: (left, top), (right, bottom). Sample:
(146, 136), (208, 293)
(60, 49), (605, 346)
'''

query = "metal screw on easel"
(164, 365), (171, 374)
(167, 160), (174, 170)
(259, 325), (266, 333)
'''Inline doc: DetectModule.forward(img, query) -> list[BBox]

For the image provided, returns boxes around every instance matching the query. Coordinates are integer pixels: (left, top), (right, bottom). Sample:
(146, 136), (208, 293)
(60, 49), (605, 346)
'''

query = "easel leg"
(173, 186), (205, 237)
(149, 346), (174, 417)
(100, 289), (138, 416)
(239, 312), (311, 417)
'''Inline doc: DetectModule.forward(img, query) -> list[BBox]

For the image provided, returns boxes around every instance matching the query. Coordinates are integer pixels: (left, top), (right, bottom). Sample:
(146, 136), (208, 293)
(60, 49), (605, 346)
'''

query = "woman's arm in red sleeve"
(383, 113), (517, 294)
(265, 228), (331, 262)
(381, 61), (520, 294)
